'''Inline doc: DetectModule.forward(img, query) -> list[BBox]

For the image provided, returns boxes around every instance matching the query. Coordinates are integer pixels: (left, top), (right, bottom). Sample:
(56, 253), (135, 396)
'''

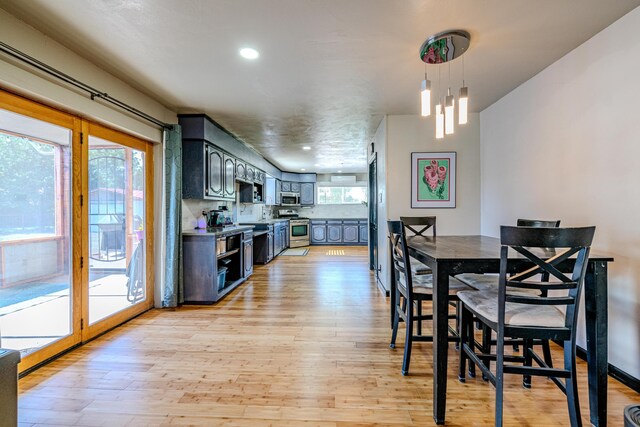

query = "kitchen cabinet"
(309, 219), (367, 246)
(253, 226), (274, 264)
(359, 223), (368, 243)
(311, 221), (327, 243)
(342, 221), (359, 243)
(265, 177), (276, 205)
(300, 182), (314, 205)
(236, 160), (247, 181)
(284, 220), (290, 248)
(206, 145), (224, 199)
(243, 232), (253, 278)
(281, 181), (291, 192)
(275, 179), (282, 205)
(290, 182), (301, 192)
(274, 225), (283, 255)
(246, 165), (255, 182)
(327, 221), (342, 243)
(182, 229), (250, 303)
(223, 154), (236, 199)
(182, 140), (236, 201)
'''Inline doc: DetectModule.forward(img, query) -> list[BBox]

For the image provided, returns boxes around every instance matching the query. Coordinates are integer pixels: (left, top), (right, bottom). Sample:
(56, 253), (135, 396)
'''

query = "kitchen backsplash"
(181, 200), (366, 230)
(299, 203), (367, 219)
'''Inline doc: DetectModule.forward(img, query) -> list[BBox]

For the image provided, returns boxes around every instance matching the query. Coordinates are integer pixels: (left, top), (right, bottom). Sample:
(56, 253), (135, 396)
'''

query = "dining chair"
(456, 218), (561, 379)
(399, 216), (436, 276)
(387, 220), (472, 375)
(457, 225), (595, 427)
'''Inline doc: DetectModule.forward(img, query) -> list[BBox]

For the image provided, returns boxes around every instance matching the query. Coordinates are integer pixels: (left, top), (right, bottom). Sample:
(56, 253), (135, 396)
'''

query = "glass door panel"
(87, 135), (146, 325)
(0, 107), (73, 356)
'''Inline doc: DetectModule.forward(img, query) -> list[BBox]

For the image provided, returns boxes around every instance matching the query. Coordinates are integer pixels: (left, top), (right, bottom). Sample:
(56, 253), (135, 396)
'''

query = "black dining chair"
(387, 220), (471, 375)
(457, 225), (595, 427)
(399, 216), (436, 276)
(456, 218), (561, 379)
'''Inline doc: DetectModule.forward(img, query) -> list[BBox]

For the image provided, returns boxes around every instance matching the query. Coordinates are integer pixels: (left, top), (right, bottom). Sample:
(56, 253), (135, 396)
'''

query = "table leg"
(585, 261), (608, 427)
(432, 264), (449, 424)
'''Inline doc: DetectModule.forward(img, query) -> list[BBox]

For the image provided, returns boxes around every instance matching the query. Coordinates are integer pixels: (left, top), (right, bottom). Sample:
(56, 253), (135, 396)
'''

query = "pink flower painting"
(438, 165), (447, 183)
(412, 152), (456, 208)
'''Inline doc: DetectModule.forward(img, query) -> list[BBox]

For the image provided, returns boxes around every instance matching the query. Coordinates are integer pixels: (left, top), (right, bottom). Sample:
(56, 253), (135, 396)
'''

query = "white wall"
(0, 9), (178, 307)
(480, 7), (640, 377)
(375, 113), (481, 292)
(374, 117), (388, 290)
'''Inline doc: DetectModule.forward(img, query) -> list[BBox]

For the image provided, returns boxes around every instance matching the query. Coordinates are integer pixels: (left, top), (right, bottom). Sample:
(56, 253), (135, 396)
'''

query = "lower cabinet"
(327, 222), (342, 243)
(311, 222), (327, 243)
(310, 219), (366, 245)
(243, 236), (253, 278)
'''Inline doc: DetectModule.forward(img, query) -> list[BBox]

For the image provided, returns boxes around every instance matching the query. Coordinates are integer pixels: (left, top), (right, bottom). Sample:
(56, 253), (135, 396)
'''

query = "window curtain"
(162, 125), (183, 307)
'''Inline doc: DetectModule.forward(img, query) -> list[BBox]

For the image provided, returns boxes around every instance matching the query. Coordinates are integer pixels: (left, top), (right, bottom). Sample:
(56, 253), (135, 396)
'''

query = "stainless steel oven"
(289, 219), (309, 247)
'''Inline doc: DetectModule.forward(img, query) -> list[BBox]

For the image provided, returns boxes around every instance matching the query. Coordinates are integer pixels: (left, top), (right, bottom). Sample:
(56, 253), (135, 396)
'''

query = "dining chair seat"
(398, 274), (472, 295)
(455, 273), (541, 296)
(410, 258), (431, 276)
(457, 289), (566, 328)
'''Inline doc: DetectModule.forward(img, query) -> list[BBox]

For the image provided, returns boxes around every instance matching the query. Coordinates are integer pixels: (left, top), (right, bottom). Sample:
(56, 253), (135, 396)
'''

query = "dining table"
(405, 235), (613, 426)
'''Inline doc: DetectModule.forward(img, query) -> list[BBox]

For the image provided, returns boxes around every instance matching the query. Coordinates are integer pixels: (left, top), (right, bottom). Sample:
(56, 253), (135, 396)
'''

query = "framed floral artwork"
(411, 152), (456, 208)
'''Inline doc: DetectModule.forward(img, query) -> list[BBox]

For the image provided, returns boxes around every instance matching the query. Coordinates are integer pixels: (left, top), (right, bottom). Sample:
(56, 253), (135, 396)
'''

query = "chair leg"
(481, 324), (491, 381)
(458, 305), (472, 382)
(389, 299), (400, 349)
(416, 301), (422, 336)
(495, 330), (506, 427)
(542, 339), (554, 369)
(454, 301), (461, 351)
(523, 339), (532, 388)
(402, 298), (414, 376)
(564, 340), (583, 427)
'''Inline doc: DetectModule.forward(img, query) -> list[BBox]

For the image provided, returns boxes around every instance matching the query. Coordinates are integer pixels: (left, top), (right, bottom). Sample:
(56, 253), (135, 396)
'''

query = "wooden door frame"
(81, 121), (154, 342)
(0, 88), (155, 372)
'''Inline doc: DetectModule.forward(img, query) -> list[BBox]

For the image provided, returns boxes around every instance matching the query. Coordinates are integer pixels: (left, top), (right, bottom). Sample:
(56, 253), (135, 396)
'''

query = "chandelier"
(419, 30), (470, 139)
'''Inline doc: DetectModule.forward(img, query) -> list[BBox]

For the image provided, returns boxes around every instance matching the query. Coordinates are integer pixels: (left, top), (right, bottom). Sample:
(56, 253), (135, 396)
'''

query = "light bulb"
(445, 94), (455, 135)
(435, 103), (444, 139)
(458, 87), (468, 125)
(421, 79), (431, 117)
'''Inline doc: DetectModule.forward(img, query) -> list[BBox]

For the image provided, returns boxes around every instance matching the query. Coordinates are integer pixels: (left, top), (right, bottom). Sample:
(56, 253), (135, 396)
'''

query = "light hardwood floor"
(18, 246), (638, 426)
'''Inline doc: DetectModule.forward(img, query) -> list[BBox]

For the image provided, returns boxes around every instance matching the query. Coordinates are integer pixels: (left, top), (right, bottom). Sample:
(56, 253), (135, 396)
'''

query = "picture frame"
(411, 151), (456, 208)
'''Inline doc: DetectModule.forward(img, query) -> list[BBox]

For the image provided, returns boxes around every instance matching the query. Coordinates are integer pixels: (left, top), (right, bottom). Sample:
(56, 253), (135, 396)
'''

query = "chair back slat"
(517, 218), (561, 228)
(400, 216), (436, 237)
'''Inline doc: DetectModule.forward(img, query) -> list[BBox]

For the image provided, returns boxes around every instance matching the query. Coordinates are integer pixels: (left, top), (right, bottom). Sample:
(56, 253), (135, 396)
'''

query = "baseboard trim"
(574, 345), (640, 393)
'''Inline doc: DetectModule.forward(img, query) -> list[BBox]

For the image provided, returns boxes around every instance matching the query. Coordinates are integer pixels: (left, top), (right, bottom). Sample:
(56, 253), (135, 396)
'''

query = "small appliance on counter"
(201, 207), (234, 231)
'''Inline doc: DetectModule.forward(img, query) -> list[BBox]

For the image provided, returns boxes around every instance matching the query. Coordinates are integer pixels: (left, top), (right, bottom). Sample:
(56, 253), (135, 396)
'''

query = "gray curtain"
(162, 125), (183, 307)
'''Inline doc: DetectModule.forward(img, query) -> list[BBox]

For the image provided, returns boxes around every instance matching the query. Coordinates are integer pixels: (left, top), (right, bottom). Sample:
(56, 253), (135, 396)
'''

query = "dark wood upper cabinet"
(223, 154), (236, 199)
(206, 145), (224, 199)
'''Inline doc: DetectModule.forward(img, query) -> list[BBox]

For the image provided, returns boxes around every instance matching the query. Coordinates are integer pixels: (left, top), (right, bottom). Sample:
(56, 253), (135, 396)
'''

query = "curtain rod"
(0, 41), (173, 130)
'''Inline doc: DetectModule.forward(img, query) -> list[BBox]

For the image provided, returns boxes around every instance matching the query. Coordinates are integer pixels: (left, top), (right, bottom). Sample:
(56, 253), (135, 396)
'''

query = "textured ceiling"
(1, 0), (639, 173)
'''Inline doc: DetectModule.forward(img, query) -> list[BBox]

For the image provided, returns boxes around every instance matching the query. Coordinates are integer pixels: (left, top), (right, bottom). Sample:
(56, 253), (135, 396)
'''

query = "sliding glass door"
(0, 90), (154, 371)
(0, 92), (81, 369)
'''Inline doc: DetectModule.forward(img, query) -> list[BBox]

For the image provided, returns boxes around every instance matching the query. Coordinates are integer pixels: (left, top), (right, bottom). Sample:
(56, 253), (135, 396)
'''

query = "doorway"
(368, 154), (378, 281)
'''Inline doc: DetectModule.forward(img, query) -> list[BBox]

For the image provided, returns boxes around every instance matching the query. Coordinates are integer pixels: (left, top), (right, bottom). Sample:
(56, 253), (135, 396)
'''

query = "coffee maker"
(204, 209), (224, 229)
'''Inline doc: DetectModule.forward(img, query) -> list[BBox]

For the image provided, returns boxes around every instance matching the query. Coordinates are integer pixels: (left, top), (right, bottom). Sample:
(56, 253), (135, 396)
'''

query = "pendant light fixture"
(421, 76), (431, 117)
(419, 30), (470, 139)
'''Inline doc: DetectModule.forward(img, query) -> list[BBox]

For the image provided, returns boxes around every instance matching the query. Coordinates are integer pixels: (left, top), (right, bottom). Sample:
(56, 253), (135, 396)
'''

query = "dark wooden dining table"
(405, 235), (613, 426)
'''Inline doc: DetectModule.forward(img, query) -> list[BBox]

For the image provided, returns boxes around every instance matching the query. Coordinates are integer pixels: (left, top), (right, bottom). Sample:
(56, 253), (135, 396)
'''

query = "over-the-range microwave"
(280, 192), (300, 206)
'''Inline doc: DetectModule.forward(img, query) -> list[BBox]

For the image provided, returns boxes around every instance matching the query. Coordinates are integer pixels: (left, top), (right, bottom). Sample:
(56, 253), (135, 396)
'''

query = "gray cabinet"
(342, 221), (359, 243)
(246, 164), (255, 182)
(300, 182), (314, 205)
(309, 219), (367, 246)
(276, 179), (282, 205)
(290, 182), (301, 192)
(281, 181), (291, 192)
(265, 177), (276, 205)
(327, 222), (342, 243)
(284, 220), (290, 248)
(223, 154), (236, 199)
(311, 222), (327, 243)
(243, 233), (253, 278)
(359, 224), (368, 243)
(236, 160), (247, 181)
(206, 145), (224, 199)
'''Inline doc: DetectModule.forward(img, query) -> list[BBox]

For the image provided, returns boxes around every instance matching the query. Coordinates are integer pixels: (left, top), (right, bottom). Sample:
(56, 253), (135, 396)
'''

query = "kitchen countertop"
(183, 225), (254, 237)
(309, 218), (367, 221)
(239, 219), (290, 225)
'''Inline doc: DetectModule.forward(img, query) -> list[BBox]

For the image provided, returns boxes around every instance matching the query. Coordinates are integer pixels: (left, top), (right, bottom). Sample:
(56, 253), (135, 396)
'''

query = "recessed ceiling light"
(301, 168), (306, 171)
(314, 164), (320, 167)
(239, 47), (259, 60)
(302, 146), (311, 150)
(338, 170), (342, 173)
